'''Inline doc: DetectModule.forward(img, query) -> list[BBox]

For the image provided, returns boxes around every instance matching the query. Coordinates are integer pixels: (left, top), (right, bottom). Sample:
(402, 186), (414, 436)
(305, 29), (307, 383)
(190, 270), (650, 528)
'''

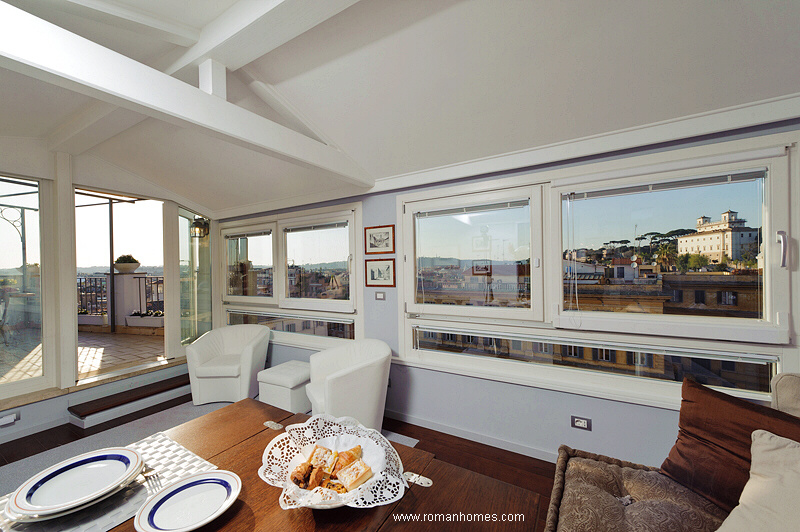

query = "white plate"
(7, 447), (144, 517)
(134, 471), (241, 532)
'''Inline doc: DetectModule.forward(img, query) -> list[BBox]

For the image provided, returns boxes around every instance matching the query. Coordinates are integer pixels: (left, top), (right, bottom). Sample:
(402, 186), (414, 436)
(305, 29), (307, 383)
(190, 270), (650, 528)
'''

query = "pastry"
(332, 445), (362, 479)
(309, 445), (339, 474)
(321, 479), (348, 494)
(337, 458), (373, 491)
(290, 461), (313, 489)
(307, 466), (326, 490)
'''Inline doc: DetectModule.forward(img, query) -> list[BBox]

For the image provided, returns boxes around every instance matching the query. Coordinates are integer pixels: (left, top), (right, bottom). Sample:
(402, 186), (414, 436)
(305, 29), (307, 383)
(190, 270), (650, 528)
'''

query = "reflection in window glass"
(226, 231), (272, 297)
(181, 212), (212, 345)
(0, 176), (42, 385)
(414, 201), (531, 308)
(285, 223), (349, 301)
(227, 311), (354, 339)
(562, 171), (764, 319)
(413, 328), (773, 393)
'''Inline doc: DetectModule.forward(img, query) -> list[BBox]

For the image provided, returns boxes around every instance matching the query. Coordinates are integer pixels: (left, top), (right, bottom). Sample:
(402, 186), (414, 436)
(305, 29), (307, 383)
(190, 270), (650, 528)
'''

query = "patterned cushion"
(545, 446), (727, 532)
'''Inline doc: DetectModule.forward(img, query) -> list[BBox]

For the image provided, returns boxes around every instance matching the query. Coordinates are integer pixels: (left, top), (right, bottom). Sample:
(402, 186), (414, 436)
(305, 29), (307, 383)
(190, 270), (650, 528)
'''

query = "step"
(68, 374), (190, 429)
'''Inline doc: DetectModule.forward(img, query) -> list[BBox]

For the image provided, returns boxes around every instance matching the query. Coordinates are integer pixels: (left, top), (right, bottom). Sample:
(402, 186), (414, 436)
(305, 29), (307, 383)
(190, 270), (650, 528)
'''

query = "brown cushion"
(661, 378), (800, 512)
(545, 445), (727, 532)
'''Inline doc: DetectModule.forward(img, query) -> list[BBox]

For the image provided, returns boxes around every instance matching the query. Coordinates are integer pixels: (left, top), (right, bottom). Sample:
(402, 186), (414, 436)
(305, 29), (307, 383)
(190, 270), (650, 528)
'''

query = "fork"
(142, 464), (162, 493)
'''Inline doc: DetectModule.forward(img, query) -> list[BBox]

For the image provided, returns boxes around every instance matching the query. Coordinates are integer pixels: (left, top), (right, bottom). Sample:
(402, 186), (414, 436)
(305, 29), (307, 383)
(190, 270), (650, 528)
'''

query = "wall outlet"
(571, 415), (592, 431)
(0, 411), (20, 428)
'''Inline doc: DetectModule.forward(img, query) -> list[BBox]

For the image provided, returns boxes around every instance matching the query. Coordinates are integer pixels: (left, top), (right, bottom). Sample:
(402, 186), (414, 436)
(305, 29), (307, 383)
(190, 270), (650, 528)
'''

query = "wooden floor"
(383, 418), (555, 531)
(0, 402), (555, 531)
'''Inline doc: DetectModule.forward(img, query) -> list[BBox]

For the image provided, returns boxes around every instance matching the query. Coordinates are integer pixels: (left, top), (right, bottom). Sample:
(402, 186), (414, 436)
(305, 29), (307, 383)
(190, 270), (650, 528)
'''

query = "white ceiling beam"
(199, 58), (227, 99)
(0, 3), (373, 187)
(165, 0), (361, 75)
(236, 67), (330, 145)
(63, 0), (199, 47)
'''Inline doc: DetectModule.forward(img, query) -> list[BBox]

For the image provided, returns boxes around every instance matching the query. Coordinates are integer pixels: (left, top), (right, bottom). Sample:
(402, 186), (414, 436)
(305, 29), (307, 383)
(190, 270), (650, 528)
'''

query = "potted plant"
(114, 254), (140, 273)
(126, 309), (164, 327)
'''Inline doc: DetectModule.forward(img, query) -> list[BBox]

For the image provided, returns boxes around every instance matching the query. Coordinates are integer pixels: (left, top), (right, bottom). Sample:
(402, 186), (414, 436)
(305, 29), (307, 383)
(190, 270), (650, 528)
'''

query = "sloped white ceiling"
(247, 0), (800, 180)
(2, 0), (800, 218)
(87, 118), (366, 214)
(0, 69), (92, 138)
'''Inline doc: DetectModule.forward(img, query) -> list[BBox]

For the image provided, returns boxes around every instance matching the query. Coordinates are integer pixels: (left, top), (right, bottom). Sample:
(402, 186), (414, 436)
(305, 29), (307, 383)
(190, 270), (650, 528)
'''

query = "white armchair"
(305, 339), (392, 431)
(186, 324), (270, 405)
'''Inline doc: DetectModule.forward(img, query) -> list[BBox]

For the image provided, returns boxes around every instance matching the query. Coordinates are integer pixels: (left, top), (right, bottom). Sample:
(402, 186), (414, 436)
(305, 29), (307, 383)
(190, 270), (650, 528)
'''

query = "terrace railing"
(77, 276), (107, 315)
(139, 276), (164, 313)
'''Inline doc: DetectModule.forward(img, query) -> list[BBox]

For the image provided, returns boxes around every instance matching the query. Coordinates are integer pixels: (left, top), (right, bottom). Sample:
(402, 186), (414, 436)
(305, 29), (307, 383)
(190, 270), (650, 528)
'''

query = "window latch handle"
(777, 230), (787, 268)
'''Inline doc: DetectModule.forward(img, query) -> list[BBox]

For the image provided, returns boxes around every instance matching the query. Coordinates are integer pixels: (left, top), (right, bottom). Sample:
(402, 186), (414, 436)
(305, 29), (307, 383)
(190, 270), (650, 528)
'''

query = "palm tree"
(656, 240), (677, 270)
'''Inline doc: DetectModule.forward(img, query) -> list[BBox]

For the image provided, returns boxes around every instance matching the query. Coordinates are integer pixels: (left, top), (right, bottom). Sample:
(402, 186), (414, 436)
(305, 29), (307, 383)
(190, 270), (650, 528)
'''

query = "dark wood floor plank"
(68, 374), (190, 419)
(383, 417), (556, 495)
(35, 424), (83, 447)
(0, 433), (48, 463)
(81, 393), (192, 436)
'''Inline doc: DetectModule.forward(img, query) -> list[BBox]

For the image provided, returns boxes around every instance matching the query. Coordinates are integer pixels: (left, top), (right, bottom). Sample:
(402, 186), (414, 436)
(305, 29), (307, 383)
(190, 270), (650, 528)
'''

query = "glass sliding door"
(0, 176), (43, 386)
(179, 209), (211, 344)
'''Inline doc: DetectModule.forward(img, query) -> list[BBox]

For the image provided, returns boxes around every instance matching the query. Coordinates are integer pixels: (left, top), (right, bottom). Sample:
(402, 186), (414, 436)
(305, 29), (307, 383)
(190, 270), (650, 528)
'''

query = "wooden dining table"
(109, 399), (538, 531)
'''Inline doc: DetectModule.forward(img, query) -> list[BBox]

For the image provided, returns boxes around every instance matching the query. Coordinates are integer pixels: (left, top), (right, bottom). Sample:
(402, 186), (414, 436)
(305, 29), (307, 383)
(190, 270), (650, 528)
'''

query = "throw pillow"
(660, 378), (800, 512)
(716, 430), (800, 531)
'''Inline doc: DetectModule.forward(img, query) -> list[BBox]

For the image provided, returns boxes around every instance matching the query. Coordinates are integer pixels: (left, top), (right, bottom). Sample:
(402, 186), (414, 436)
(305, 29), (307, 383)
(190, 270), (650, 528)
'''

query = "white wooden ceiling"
(1, 0), (799, 218)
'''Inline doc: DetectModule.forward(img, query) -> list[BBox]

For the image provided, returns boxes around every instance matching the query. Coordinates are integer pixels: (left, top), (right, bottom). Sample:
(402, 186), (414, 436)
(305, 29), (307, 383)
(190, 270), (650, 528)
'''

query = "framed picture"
(365, 225), (395, 254)
(365, 258), (396, 287)
(472, 259), (492, 276)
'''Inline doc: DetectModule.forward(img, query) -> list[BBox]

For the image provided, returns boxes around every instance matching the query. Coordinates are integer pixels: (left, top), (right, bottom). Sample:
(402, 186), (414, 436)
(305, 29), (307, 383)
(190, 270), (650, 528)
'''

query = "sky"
(416, 205), (531, 261)
(562, 178), (764, 251)
(75, 198), (164, 268)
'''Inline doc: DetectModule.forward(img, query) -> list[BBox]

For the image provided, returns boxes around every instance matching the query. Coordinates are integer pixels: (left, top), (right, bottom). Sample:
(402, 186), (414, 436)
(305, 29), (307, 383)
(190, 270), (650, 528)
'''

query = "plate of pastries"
(259, 415), (407, 510)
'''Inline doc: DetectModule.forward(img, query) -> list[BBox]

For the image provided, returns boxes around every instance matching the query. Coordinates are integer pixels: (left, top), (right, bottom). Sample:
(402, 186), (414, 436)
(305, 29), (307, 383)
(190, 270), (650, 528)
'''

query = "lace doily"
(258, 415), (407, 510)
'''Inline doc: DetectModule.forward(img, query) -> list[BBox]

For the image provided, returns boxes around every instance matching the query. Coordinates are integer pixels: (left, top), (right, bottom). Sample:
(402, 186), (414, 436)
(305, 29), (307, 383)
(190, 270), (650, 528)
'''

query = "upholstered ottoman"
(544, 445), (727, 532)
(257, 361), (312, 413)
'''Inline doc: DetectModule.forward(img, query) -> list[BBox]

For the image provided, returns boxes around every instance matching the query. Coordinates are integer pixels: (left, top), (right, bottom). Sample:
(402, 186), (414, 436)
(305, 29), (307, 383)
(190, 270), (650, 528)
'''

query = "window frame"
(277, 209), (356, 314)
(549, 152), (790, 345)
(402, 186), (544, 322)
(396, 133), (797, 410)
(218, 203), (362, 349)
(221, 221), (278, 307)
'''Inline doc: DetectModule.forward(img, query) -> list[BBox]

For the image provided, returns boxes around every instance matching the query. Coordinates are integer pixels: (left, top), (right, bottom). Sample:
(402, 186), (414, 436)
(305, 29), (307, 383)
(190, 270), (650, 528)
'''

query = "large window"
(180, 209), (212, 345)
(279, 212), (355, 314)
(399, 134), (795, 407)
(404, 187), (543, 321)
(412, 327), (774, 393)
(223, 224), (275, 304)
(0, 176), (42, 387)
(553, 150), (789, 344)
(561, 171), (763, 319)
(219, 205), (360, 345)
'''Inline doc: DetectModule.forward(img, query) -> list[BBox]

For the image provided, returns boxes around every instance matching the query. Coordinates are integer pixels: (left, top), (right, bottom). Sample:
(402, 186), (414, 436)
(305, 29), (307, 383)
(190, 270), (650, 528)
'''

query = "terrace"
(1, 270), (165, 384)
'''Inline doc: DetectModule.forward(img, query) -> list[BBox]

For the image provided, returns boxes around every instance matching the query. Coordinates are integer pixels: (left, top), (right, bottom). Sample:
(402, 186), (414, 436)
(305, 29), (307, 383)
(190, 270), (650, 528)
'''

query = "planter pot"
(126, 315), (164, 327)
(114, 262), (140, 273)
(78, 314), (108, 325)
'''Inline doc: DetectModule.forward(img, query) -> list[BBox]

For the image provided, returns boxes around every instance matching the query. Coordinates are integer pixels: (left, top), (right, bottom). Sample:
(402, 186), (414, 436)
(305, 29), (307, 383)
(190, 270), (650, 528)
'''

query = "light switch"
(375, 292), (386, 301)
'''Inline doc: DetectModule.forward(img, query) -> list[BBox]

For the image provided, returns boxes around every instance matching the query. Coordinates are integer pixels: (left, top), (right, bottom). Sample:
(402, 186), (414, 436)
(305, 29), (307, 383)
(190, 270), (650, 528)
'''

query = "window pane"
(413, 328), (773, 393)
(415, 201), (531, 307)
(226, 232), (272, 297)
(563, 172), (764, 319)
(0, 176), (42, 385)
(285, 224), (350, 300)
(181, 212), (212, 345)
(227, 311), (354, 339)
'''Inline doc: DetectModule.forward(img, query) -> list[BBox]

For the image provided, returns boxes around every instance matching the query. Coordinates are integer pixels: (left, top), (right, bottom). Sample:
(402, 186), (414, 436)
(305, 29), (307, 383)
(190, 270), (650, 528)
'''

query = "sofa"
(545, 373), (800, 531)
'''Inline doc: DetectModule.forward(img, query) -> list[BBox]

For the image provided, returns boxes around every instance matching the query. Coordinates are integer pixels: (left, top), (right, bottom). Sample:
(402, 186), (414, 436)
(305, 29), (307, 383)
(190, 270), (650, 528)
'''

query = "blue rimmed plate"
(134, 471), (241, 532)
(7, 447), (144, 517)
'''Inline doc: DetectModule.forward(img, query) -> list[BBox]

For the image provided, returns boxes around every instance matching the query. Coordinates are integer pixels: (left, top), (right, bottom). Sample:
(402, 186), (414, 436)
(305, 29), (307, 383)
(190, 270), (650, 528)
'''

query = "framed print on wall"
(364, 225), (395, 254)
(365, 258), (396, 287)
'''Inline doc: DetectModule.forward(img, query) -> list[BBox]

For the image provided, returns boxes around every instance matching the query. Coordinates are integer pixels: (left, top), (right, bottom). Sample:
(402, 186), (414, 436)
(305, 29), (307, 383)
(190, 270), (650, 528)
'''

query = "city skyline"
(562, 178), (763, 252)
